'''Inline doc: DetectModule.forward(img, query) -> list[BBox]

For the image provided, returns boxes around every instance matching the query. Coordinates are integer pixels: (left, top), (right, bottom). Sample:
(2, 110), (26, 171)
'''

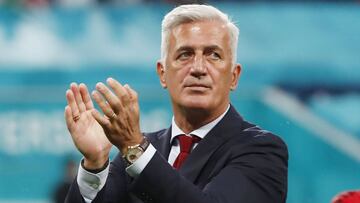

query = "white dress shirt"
(77, 105), (230, 203)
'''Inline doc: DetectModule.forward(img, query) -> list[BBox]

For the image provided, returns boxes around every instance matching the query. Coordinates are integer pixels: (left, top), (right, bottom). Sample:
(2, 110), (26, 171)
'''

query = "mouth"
(185, 84), (210, 88)
(184, 84), (211, 91)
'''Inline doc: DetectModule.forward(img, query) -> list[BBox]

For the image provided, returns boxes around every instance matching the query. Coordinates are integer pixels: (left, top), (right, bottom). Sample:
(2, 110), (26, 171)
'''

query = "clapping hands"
(64, 78), (143, 170)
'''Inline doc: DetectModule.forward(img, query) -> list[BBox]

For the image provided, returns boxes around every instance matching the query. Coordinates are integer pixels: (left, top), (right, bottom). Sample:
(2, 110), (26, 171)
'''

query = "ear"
(157, 61), (167, 89)
(230, 64), (241, 91)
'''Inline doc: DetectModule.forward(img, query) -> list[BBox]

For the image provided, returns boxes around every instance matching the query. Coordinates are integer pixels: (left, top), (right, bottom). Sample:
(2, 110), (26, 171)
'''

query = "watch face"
(126, 148), (144, 163)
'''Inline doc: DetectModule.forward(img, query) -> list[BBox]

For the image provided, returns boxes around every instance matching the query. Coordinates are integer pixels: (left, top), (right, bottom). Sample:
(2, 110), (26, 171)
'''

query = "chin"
(181, 97), (213, 110)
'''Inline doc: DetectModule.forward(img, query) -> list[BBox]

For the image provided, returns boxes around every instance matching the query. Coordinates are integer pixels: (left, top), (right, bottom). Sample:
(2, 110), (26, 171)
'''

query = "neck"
(173, 103), (229, 134)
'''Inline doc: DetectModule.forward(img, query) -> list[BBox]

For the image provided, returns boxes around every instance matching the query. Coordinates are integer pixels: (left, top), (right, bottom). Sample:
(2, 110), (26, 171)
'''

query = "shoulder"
(224, 118), (288, 158)
(233, 122), (289, 164)
(242, 123), (287, 149)
(223, 106), (286, 148)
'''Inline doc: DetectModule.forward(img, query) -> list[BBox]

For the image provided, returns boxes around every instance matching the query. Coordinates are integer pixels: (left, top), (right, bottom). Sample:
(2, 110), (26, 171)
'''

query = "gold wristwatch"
(123, 137), (150, 166)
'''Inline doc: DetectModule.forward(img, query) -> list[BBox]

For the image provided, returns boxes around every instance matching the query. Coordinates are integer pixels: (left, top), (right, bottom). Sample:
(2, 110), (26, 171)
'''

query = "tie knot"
(177, 134), (201, 153)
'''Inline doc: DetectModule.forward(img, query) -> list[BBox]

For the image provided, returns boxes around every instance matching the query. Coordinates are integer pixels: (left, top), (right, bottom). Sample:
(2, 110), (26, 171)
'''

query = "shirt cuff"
(126, 143), (156, 178)
(77, 159), (109, 202)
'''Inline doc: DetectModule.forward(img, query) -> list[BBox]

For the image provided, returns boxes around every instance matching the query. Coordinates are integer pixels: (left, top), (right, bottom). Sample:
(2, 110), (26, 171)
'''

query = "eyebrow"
(175, 46), (193, 53)
(175, 45), (223, 53)
(204, 45), (223, 52)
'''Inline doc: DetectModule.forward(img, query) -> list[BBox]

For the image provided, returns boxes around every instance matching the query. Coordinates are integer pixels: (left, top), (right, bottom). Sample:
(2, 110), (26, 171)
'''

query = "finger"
(91, 109), (112, 131)
(124, 84), (138, 102)
(70, 82), (86, 113)
(123, 84), (132, 99)
(124, 85), (139, 115)
(107, 78), (130, 105)
(64, 105), (75, 131)
(66, 89), (80, 119)
(79, 83), (94, 110)
(92, 90), (117, 119)
(96, 82), (122, 114)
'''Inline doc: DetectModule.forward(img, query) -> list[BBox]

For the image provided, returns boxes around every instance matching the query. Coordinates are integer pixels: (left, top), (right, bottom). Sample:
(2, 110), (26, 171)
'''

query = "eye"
(208, 52), (221, 60)
(177, 51), (193, 61)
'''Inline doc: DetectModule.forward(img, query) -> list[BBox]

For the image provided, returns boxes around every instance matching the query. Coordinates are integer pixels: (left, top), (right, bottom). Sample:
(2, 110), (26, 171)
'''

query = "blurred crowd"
(0, 0), (359, 8)
(0, 0), (206, 7)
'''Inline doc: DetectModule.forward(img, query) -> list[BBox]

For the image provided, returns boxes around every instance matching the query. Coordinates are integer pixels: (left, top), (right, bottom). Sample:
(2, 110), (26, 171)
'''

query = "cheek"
(168, 68), (189, 83)
(209, 69), (233, 88)
(208, 66), (226, 80)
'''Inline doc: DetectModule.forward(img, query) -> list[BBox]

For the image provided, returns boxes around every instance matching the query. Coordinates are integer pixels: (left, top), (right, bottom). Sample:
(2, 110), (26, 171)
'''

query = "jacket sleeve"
(129, 133), (288, 203)
(65, 154), (131, 203)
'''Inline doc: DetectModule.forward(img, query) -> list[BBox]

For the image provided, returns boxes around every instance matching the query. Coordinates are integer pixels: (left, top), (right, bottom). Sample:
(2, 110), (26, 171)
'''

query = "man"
(64, 4), (288, 203)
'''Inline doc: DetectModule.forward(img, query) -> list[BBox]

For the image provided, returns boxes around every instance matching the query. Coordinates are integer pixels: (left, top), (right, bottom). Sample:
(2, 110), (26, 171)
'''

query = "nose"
(190, 54), (207, 78)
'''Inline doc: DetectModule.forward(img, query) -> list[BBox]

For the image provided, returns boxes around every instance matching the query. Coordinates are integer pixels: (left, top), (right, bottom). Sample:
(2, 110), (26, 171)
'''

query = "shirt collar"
(171, 104), (230, 143)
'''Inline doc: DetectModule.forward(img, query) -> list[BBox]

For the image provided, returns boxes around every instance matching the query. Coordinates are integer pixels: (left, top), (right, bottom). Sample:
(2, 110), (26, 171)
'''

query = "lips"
(184, 84), (210, 88)
(183, 82), (212, 91)
(183, 78), (212, 89)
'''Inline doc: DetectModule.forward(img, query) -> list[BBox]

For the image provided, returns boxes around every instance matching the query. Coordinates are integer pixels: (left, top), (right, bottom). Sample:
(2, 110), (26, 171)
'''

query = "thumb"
(64, 105), (75, 130)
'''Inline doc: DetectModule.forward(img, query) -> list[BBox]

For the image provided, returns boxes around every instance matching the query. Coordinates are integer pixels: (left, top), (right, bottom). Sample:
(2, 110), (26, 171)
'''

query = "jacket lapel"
(178, 105), (244, 182)
(150, 127), (172, 160)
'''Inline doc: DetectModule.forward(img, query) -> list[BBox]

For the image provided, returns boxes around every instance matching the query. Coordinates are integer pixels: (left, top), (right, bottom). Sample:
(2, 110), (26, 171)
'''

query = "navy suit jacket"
(66, 105), (288, 203)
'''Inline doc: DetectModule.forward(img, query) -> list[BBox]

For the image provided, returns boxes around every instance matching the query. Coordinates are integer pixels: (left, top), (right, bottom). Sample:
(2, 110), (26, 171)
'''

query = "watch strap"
(139, 136), (150, 151)
(123, 137), (150, 166)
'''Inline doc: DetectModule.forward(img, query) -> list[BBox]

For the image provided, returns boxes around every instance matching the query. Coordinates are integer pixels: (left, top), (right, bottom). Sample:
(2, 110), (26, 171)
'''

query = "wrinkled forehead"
(169, 20), (231, 51)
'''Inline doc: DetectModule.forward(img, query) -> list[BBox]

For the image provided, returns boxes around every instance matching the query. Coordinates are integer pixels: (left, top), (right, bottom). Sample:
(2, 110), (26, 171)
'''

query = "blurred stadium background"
(0, 0), (359, 202)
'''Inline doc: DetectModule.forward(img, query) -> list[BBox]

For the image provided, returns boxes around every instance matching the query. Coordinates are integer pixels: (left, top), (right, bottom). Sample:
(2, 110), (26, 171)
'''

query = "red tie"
(173, 134), (201, 170)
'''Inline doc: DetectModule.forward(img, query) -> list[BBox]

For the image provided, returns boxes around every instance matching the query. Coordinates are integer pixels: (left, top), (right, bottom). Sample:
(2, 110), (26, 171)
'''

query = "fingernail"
(107, 77), (114, 83)
(96, 82), (103, 89)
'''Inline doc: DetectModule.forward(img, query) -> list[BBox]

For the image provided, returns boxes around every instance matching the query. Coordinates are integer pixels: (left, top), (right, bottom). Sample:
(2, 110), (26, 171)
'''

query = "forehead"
(169, 20), (231, 51)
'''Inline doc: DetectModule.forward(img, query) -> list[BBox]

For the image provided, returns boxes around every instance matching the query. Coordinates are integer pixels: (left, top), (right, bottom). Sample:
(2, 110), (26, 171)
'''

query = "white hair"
(161, 4), (239, 66)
